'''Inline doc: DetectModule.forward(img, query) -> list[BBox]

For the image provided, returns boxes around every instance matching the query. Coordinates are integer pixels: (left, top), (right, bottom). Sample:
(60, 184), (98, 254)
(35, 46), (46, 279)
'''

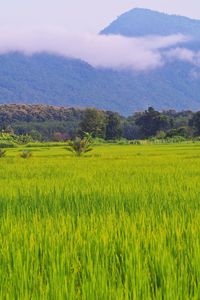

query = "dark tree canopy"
(105, 111), (122, 140)
(79, 108), (107, 138)
(190, 111), (200, 135)
(135, 107), (173, 138)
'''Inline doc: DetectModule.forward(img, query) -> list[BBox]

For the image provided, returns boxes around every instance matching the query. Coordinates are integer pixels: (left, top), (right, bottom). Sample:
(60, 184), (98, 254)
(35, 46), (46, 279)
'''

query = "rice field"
(0, 144), (200, 299)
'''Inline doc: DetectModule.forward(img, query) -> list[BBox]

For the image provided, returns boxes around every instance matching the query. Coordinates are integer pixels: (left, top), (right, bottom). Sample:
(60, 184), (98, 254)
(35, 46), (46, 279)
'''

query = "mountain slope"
(0, 52), (200, 115)
(101, 8), (200, 38)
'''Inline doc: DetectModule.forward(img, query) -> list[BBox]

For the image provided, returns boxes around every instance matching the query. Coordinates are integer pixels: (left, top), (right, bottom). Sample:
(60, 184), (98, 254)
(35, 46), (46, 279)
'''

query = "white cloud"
(190, 70), (200, 79)
(165, 47), (200, 65)
(0, 29), (189, 71)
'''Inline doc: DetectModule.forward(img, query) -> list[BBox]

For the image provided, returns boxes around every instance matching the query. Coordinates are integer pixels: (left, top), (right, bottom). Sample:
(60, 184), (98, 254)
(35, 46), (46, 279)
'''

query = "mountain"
(1, 9), (200, 115)
(1, 52), (200, 115)
(101, 8), (200, 52)
(101, 8), (200, 38)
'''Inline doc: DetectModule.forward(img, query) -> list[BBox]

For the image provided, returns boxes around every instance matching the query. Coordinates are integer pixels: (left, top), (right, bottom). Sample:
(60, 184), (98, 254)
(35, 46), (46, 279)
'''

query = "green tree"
(105, 111), (122, 140)
(80, 108), (107, 138)
(29, 129), (43, 141)
(135, 107), (173, 138)
(166, 127), (191, 138)
(190, 111), (200, 135)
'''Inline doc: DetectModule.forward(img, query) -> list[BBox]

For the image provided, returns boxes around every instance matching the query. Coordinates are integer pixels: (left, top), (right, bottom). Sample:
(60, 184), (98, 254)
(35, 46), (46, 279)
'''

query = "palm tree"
(66, 133), (93, 156)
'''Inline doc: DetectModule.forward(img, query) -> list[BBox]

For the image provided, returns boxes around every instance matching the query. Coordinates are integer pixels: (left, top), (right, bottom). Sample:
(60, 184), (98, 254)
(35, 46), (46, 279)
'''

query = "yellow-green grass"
(0, 144), (200, 299)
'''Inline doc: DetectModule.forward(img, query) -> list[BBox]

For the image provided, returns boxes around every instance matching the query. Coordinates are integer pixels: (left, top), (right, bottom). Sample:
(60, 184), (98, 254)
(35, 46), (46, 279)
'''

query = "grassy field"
(0, 144), (200, 299)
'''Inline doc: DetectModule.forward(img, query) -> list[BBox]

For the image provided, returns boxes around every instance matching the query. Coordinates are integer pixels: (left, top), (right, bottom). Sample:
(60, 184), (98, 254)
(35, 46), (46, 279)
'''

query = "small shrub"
(20, 150), (32, 159)
(92, 138), (105, 145)
(165, 136), (186, 143)
(156, 131), (166, 139)
(129, 140), (142, 145)
(16, 134), (33, 145)
(116, 139), (129, 145)
(0, 149), (6, 157)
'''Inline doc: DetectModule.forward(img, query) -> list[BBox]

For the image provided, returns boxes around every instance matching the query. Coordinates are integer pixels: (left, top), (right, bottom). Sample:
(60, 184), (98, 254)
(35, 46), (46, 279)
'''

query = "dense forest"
(0, 104), (200, 142)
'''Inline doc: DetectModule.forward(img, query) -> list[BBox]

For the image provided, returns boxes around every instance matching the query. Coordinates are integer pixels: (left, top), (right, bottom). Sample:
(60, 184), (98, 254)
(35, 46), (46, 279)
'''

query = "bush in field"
(0, 132), (32, 147)
(16, 134), (33, 145)
(0, 132), (17, 148)
(164, 136), (186, 143)
(129, 140), (142, 145)
(20, 150), (32, 159)
(0, 149), (6, 157)
(66, 133), (93, 156)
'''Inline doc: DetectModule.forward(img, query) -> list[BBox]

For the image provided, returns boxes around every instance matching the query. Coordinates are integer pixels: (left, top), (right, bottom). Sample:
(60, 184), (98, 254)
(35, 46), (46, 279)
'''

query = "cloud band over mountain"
(0, 29), (194, 71)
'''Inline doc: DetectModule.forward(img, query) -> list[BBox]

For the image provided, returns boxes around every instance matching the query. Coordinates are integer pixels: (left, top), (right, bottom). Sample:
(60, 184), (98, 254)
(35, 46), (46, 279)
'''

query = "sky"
(0, 0), (200, 34)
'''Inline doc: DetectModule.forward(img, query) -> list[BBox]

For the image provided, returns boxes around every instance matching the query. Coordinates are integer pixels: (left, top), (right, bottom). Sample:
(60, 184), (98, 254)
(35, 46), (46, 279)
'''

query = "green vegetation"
(0, 143), (200, 299)
(66, 133), (93, 157)
(1, 104), (200, 143)
(20, 150), (32, 159)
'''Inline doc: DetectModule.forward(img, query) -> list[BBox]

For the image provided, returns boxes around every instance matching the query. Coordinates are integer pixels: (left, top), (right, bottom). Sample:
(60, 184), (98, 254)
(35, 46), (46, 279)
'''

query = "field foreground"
(0, 144), (200, 299)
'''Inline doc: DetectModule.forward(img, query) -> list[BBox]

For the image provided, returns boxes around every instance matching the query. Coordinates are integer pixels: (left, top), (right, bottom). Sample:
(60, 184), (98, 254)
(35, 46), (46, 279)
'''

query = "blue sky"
(1, 0), (200, 33)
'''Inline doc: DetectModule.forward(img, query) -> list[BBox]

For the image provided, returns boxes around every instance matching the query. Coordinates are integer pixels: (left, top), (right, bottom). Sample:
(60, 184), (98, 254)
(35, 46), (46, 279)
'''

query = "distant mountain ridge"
(101, 8), (200, 38)
(0, 8), (200, 115)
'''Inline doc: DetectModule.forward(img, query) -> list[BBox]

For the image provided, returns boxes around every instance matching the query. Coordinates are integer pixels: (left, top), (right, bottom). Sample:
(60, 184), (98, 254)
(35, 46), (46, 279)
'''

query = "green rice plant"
(0, 143), (199, 299)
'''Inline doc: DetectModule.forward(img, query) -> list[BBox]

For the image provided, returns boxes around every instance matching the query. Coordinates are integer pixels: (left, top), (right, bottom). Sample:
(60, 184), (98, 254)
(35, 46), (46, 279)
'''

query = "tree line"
(1, 104), (200, 141)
